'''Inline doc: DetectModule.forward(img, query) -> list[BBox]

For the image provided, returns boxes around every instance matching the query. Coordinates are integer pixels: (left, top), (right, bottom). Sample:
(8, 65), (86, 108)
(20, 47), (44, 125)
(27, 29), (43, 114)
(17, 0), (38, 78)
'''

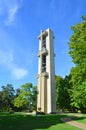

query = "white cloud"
(0, 49), (28, 80)
(5, 4), (18, 25)
(12, 68), (28, 80)
(0, 0), (23, 25)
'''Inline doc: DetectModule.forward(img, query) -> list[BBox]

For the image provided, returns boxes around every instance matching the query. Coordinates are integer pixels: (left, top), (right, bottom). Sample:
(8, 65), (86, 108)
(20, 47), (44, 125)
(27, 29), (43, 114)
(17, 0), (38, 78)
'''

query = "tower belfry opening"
(42, 55), (46, 72)
(37, 29), (56, 114)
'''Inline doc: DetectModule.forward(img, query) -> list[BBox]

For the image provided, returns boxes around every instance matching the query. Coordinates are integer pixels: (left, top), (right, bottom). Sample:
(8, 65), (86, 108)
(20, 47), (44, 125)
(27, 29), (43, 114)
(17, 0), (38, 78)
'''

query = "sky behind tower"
(0, 0), (86, 88)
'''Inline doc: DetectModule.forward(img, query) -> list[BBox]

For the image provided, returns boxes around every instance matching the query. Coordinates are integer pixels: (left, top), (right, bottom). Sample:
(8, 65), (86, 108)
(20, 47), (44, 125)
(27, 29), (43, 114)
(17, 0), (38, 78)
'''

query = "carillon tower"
(37, 29), (56, 113)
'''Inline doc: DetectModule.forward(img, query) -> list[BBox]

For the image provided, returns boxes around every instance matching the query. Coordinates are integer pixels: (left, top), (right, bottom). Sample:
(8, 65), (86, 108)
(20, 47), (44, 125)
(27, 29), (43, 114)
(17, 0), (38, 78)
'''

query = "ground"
(0, 112), (86, 130)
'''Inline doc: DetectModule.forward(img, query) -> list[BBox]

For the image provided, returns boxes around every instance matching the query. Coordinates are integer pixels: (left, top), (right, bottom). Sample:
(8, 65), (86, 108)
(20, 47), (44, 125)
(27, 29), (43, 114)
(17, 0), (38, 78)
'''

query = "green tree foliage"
(0, 82), (37, 112)
(0, 84), (15, 111)
(69, 15), (86, 111)
(56, 76), (64, 110)
(56, 75), (72, 111)
(31, 86), (37, 111)
(71, 81), (86, 109)
(82, 14), (86, 21)
(14, 83), (32, 109)
(63, 75), (72, 110)
(14, 83), (37, 111)
(15, 88), (20, 97)
(0, 91), (3, 111)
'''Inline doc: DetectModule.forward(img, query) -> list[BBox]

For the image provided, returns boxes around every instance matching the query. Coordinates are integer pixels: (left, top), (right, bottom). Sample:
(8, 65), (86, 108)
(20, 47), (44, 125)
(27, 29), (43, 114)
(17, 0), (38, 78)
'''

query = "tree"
(63, 75), (72, 111)
(15, 88), (20, 97)
(71, 81), (86, 109)
(82, 14), (86, 21)
(31, 86), (37, 111)
(1, 84), (15, 111)
(0, 91), (3, 111)
(56, 76), (64, 111)
(14, 83), (32, 109)
(14, 83), (37, 111)
(56, 75), (72, 111)
(68, 15), (86, 112)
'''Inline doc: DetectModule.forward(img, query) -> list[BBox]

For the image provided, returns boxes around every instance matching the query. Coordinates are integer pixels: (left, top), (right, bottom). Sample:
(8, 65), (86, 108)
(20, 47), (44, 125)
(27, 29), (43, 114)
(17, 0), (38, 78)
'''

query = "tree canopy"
(56, 75), (72, 111)
(0, 83), (37, 112)
(0, 84), (15, 111)
(68, 15), (86, 111)
(14, 83), (37, 111)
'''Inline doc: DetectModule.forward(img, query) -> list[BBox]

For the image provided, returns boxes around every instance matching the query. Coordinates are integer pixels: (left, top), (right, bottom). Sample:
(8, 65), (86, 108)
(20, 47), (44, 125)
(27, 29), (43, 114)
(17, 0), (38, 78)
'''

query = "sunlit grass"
(73, 113), (86, 124)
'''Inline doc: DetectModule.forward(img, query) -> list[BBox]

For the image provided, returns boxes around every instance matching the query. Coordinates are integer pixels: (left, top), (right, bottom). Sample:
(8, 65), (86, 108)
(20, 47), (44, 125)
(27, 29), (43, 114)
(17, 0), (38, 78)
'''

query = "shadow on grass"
(72, 116), (86, 122)
(0, 113), (66, 130)
(61, 115), (86, 123)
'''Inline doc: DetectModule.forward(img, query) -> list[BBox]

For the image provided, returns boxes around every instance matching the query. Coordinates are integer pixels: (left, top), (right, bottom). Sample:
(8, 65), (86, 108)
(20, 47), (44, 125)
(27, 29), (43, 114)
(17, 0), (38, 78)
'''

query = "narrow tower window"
(42, 55), (46, 72)
(42, 37), (46, 49)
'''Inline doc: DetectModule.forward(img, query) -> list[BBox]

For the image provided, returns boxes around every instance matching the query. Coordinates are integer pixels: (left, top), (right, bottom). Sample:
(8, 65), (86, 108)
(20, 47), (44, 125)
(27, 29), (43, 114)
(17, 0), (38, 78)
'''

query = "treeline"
(56, 74), (86, 113)
(56, 15), (86, 113)
(56, 75), (72, 112)
(0, 83), (37, 112)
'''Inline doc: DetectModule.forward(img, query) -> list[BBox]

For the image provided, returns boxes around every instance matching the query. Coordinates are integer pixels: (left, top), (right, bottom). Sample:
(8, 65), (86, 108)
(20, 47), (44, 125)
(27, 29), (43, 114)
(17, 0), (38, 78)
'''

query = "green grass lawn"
(72, 113), (86, 124)
(62, 112), (86, 124)
(0, 112), (82, 130)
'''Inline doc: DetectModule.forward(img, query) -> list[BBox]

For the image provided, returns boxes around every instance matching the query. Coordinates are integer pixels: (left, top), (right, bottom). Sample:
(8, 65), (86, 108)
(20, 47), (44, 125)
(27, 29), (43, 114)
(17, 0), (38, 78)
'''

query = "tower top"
(38, 28), (54, 39)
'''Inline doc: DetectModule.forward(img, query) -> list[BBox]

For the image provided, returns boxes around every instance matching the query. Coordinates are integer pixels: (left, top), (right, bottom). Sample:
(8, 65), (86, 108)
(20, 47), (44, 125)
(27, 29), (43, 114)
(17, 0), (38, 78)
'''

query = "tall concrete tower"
(37, 28), (56, 114)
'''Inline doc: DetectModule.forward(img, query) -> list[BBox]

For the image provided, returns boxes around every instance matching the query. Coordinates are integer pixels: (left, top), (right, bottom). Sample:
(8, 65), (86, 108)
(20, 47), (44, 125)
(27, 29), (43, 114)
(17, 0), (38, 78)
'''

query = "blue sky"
(0, 0), (86, 89)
